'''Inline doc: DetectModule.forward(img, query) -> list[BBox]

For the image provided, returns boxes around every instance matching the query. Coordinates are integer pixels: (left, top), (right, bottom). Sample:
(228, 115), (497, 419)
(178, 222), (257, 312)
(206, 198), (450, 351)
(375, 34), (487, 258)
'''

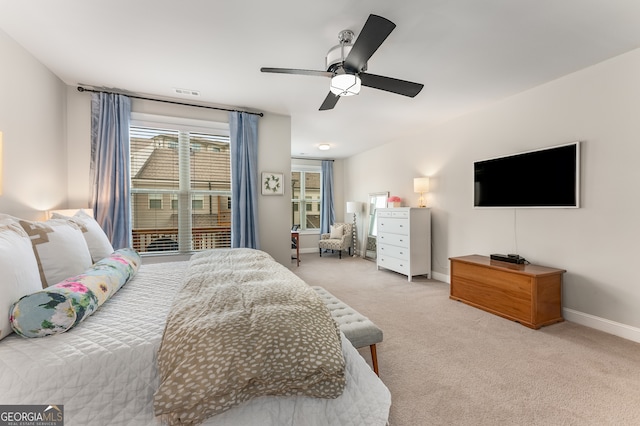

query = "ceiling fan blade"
(344, 14), (396, 73)
(360, 73), (424, 97)
(260, 67), (332, 78)
(319, 92), (340, 111)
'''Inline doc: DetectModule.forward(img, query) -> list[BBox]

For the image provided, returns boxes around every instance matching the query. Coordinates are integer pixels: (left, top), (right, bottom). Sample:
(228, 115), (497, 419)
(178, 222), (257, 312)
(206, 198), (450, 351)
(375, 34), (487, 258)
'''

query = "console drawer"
(449, 255), (565, 329)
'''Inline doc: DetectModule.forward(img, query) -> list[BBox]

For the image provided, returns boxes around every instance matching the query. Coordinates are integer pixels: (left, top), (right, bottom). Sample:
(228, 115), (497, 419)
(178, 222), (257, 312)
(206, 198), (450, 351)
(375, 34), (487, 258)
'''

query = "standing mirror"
(361, 191), (389, 261)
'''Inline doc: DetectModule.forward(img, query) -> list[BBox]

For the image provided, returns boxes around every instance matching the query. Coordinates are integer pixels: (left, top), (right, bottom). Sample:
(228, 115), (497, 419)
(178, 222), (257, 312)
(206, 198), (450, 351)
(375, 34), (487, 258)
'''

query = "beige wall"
(345, 47), (640, 335)
(0, 29), (67, 219)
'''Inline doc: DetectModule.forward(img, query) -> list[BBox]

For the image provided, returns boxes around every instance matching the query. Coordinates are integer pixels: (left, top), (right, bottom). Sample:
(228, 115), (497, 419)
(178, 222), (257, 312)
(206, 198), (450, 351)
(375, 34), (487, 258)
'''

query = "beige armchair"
(318, 223), (352, 259)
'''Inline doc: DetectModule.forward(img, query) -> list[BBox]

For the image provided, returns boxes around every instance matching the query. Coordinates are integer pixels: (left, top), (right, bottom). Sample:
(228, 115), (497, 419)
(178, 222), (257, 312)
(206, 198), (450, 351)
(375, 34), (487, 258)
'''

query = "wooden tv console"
(449, 255), (565, 329)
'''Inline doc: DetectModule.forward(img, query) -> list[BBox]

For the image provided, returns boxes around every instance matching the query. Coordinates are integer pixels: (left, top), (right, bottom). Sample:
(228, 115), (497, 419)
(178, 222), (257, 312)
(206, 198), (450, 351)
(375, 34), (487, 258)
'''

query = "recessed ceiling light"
(318, 144), (331, 151)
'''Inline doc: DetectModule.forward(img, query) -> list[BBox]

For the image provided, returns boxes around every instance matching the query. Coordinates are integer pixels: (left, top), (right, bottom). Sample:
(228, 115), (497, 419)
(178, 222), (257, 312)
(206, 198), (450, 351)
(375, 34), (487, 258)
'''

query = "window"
(148, 194), (163, 209)
(130, 117), (231, 254)
(192, 195), (204, 210)
(291, 167), (321, 230)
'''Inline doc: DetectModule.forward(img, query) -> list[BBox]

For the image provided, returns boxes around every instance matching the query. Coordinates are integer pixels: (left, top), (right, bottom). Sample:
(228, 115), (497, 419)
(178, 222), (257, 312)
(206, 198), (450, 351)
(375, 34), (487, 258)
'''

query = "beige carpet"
(292, 253), (640, 426)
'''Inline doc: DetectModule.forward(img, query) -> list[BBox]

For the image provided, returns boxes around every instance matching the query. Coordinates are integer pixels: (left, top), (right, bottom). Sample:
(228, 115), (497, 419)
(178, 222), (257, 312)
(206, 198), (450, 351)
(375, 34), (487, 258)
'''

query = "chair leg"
(370, 344), (379, 376)
(319, 248), (322, 257)
(339, 250), (342, 259)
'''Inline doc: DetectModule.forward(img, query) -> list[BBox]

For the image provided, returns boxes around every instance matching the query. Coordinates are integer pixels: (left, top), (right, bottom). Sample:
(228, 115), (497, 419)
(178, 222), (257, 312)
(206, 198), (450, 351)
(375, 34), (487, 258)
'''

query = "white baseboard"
(431, 272), (640, 344)
(562, 308), (640, 344)
(299, 248), (317, 254)
(432, 271), (450, 283)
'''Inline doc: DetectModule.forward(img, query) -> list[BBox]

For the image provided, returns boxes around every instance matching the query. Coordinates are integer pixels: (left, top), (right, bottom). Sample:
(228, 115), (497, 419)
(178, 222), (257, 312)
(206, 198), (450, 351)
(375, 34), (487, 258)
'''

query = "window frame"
(291, 164), (322, 232)
(130, 113), (231, 254)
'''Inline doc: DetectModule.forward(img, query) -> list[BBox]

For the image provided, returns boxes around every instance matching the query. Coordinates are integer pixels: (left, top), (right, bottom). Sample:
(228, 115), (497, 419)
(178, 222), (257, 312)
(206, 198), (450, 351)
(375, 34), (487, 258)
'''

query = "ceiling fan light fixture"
(330, 74), (361, 96)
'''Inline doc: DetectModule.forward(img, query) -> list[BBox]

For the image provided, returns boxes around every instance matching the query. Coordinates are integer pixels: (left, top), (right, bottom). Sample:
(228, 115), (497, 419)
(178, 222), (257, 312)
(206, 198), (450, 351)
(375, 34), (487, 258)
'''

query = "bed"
(0, 247), (391, 425)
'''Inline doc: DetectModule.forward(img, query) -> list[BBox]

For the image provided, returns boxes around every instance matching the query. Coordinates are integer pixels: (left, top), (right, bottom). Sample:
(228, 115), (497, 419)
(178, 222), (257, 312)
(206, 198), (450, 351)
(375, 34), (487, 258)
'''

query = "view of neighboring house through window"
(130, 119), (231, 253)
(291, 168), (321, 230)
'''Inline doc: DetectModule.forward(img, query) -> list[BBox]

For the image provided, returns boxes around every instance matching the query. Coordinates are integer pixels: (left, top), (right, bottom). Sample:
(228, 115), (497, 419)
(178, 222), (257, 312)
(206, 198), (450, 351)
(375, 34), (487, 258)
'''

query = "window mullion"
(178, 131), (192, 252)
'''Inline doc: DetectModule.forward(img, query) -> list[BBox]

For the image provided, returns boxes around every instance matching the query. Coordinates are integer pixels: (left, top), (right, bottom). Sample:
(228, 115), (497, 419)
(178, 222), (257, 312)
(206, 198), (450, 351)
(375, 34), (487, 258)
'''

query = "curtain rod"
(77, 86), (264, 117)
(291, 157), (334, 162)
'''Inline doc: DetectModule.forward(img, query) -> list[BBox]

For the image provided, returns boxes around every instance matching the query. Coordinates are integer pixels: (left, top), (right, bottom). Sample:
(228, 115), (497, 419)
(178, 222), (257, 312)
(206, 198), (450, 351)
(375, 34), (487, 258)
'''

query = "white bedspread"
(0, 260), (391, 425)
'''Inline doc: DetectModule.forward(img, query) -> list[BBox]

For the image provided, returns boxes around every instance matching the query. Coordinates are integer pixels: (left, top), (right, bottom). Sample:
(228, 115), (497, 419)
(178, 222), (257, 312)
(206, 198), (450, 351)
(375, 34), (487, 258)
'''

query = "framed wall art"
(261, 172), (284, 195)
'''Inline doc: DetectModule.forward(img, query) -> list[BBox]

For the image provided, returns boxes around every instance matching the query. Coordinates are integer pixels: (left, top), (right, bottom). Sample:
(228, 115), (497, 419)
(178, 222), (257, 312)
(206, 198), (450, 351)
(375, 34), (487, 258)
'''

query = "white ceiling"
(1, 0), (640, 159)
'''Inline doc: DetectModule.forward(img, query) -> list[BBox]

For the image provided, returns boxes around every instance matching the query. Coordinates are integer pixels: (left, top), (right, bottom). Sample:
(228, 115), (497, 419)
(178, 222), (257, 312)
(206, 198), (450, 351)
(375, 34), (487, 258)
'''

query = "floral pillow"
(10, 248), (141, 338)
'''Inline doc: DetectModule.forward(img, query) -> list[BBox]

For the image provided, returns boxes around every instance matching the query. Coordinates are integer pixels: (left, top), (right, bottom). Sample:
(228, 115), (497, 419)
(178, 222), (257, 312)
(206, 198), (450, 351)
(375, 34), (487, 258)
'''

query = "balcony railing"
(132, 226), (231, 253)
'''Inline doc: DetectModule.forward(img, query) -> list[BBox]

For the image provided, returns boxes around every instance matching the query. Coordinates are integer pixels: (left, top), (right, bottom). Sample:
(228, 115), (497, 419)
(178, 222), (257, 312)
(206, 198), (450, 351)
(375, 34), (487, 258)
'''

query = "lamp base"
(417, 193), (427, 208)
(351, 213), (358, 257)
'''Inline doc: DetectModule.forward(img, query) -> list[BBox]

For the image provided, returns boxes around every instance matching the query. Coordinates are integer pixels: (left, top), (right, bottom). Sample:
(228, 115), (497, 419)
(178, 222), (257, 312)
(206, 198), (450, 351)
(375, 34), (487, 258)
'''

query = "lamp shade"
(346, 201), (361, 213)
(414, 177), (430, 193)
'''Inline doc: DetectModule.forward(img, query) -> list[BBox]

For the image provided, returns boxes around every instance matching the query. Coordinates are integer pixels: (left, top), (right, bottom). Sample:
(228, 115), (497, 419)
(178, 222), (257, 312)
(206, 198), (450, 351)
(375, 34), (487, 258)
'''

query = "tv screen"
(474, 142), (580, 208)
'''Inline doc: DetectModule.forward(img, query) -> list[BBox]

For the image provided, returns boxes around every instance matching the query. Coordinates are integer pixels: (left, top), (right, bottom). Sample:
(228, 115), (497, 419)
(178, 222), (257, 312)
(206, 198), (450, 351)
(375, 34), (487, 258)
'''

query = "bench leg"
(370, 344), (379, 376)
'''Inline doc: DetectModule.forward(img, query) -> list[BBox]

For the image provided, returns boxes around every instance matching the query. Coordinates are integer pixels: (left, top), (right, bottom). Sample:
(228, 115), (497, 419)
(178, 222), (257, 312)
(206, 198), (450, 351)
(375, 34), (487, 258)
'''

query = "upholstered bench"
(312, 286), (383, 376)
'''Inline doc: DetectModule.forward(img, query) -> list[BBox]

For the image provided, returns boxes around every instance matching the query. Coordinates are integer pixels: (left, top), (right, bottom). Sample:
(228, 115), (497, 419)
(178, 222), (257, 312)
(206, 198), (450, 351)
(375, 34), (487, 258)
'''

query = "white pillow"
(329, 224), (344, 239)
(0, 217), (43, 341)
(52, 209), (114, 262)
(18, 218), (93, 288)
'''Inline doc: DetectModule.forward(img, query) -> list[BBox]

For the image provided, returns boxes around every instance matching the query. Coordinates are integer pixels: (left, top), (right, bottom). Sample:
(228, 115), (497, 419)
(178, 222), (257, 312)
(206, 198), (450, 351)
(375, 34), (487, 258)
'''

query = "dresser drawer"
(378, 243), (409, 260)
(377, 232), (409, 248)
(377, 210), (393, 218)
(378, 255), (409, 275)
(378, 218), (408, 235)
(391, 210), (409, 218)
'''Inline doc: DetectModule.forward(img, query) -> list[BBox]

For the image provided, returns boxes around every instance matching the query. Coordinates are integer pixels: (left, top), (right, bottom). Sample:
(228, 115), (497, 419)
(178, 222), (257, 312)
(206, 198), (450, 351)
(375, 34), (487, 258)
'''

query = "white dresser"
(376, 207), (431, 282)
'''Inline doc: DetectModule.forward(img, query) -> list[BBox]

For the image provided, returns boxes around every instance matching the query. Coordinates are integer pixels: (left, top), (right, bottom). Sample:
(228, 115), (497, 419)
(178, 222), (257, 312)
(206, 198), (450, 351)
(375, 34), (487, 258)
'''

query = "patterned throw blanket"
(153, 248), (346, 425)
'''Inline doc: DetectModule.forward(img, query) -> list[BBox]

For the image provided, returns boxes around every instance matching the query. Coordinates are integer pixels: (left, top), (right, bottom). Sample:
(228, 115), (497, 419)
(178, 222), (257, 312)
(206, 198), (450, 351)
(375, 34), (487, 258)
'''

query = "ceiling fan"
(260, 14), (424, 111)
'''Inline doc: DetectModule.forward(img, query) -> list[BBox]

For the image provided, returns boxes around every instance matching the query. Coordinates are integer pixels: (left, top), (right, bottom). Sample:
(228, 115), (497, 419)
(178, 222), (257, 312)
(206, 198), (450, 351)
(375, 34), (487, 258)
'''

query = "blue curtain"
(229, 111), (260, 249)
(90, 93), (131, 250)
(320, 160), (335, 234)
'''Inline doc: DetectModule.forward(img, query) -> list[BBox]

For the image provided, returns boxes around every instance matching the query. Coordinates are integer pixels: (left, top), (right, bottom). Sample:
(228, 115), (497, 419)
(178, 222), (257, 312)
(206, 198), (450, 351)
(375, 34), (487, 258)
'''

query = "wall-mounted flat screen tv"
(474, 142), (580, 208)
